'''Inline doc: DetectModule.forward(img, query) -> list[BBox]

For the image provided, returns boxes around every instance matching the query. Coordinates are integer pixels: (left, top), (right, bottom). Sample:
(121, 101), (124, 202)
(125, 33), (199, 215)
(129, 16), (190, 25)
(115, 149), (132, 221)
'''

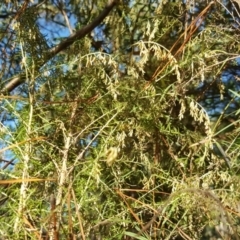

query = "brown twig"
(144, 1), (215, 89)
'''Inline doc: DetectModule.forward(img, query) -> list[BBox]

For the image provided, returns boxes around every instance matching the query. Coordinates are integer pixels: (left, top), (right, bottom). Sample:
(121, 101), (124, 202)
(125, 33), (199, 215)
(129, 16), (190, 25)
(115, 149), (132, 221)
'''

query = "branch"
(1, 0), (118, 94)
(49, 0), (118, 56)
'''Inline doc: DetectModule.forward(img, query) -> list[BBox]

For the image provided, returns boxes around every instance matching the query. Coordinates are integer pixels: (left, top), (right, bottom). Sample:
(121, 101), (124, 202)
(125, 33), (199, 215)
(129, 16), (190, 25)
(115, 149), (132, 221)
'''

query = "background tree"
(0, 0), (240, 239)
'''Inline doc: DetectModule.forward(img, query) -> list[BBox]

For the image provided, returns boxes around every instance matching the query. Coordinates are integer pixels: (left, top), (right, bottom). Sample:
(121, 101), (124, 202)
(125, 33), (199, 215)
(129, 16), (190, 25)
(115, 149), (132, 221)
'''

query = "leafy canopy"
(0, 0), (240, 239)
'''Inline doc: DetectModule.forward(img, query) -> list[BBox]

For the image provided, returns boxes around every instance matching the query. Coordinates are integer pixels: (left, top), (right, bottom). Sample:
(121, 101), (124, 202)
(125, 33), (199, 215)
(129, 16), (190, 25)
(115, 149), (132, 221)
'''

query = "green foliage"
(0, 0), (240, 239)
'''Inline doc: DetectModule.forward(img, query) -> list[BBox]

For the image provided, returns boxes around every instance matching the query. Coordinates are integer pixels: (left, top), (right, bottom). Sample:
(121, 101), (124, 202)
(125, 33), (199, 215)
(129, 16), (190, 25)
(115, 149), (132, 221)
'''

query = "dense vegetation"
(0, 0), (240, 239)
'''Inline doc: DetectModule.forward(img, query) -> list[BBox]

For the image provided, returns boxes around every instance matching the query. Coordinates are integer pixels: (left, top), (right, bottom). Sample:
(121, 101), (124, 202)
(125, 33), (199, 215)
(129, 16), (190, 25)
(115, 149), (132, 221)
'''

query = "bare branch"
(56, 0), (73, 34)
(49, 0), (118, 56)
